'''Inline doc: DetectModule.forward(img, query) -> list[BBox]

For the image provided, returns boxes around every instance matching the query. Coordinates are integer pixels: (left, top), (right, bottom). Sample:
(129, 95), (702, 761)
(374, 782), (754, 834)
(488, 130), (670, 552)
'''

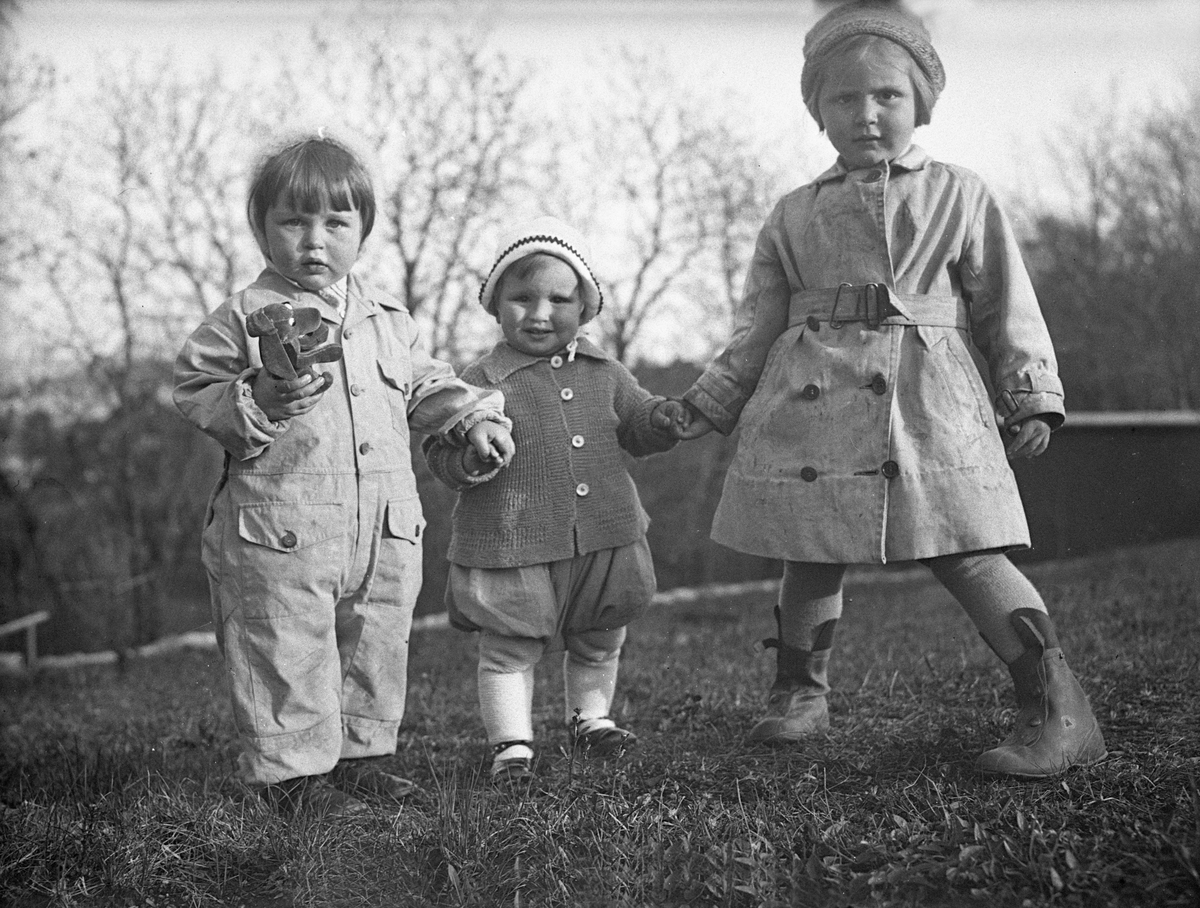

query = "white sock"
(563, 649), (619, 728)
(478, 665), (535, 747)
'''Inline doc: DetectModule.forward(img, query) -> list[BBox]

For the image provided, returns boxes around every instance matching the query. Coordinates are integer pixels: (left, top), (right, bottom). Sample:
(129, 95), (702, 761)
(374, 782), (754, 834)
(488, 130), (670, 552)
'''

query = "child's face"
(496, 255), (584, 357)
(261, 192), (363, 292)
(817, 41), (917, 171)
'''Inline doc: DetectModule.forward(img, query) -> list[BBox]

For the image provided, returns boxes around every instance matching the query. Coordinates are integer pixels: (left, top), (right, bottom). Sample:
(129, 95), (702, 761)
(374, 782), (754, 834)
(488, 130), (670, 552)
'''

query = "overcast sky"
(14, 0), (1200, 197)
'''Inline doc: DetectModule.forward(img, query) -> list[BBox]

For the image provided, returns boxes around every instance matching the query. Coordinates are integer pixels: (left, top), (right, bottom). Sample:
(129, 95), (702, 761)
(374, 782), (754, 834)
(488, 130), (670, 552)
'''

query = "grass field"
(2, 538), (1199, 907)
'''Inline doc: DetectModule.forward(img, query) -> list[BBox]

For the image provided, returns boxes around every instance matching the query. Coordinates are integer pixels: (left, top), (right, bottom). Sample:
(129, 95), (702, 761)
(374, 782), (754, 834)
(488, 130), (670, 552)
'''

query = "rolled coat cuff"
(446, 410), (511, 443)
(994, 370), (1065, 430)
(427, 388), (508, 438)
(227, 370), (288, 459)
(682, 376), (745, 436)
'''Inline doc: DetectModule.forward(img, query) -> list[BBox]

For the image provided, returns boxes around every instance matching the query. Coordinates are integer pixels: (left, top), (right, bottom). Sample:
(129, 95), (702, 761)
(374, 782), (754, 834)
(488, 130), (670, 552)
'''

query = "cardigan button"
(571, 435), (585, 448)
(280, 531), (298, 549)
(561, 388), (574, 401)
(350, 384), (364, 396)
(805, 316), (821, 332)
(359, 442), (372, 455)
(871, 374), (887, 395)
(801, 384), (820, 401)
(881, 460), (900, 479)
(800, 467), (818, 482)
(576, 483), (590, 497)
(550, 355), (564, 368)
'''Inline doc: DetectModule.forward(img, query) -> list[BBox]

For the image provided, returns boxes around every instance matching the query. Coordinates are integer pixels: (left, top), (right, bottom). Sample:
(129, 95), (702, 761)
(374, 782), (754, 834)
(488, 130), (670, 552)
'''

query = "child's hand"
(670, 400), (716, 440)
(466, 420), (515, 469)
(1005, 416), (1051, 459)
(650, 399), (691, 437)
(251, 368), (330, 422)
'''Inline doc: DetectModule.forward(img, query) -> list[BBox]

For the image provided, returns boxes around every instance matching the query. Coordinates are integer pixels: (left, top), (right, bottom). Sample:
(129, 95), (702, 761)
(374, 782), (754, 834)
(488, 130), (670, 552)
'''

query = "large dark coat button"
(881, 460), (900, 479)
(800, 466), (818, 482)
(806, 315), (821, 332)
(871, 374), (887, 395)
(801, 384), (820, 400)
(280, 531), (298, 548)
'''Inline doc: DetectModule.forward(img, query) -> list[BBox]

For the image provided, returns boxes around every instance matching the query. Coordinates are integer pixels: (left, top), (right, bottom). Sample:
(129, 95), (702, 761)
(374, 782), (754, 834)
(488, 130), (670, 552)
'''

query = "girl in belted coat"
(673, 0), (1106, 778)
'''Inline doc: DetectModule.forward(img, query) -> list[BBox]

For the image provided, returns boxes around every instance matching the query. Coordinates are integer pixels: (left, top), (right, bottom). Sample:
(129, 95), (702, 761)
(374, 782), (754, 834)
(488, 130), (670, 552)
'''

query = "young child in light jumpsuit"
(174, 133), (515, 816)
(424, 217), (687, 783)
(671, 1), (1107, 778)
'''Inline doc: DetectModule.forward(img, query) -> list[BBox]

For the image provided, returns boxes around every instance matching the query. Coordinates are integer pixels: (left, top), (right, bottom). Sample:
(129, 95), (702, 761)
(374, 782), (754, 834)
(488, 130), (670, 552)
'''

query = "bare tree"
(263, 21), (541, 364)
(544, 50), (791, 365)
(1023, 83), (1200, 410)
(11, 56), (255, 646)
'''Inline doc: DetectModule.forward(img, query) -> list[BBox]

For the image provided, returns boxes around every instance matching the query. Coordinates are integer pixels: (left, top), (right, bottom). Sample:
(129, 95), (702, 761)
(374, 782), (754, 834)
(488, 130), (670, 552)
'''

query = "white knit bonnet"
(478, 216), (603, 325)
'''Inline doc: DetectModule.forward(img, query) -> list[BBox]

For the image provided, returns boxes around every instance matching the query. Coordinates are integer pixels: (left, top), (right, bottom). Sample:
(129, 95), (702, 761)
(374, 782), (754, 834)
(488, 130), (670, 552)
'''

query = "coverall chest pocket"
(236, 502), (345, 619)
(378, 359), (414, 434)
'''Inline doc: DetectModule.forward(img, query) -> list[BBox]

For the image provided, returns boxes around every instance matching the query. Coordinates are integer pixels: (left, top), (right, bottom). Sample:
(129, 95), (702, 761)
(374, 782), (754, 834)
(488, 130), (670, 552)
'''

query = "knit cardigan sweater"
(424, 337), (677, 569)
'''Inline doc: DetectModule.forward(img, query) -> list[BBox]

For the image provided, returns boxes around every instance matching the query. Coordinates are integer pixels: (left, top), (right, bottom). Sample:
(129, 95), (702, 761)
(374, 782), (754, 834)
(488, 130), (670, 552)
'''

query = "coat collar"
(480, 335), (611, 383)
(811, 144), (931, 186)
(243, 269), (404, 328)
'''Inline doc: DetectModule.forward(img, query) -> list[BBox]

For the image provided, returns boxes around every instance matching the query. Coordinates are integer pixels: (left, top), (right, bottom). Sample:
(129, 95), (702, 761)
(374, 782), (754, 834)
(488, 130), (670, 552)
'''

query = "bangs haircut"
(805, 34), (936, 129)
(496, 252), (580, 298)
(247, 137), (377, 243)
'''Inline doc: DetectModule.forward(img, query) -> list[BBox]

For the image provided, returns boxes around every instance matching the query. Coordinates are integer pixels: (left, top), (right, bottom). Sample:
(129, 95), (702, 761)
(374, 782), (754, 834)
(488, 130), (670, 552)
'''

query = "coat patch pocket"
(927, 332), (992, 429)
(383, 495), (426, 544)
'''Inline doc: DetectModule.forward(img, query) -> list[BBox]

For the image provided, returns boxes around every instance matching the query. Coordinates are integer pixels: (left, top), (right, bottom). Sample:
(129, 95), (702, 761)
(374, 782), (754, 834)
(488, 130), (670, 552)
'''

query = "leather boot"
(977, 608), (1107, 778)
(746, 612), (835, 744)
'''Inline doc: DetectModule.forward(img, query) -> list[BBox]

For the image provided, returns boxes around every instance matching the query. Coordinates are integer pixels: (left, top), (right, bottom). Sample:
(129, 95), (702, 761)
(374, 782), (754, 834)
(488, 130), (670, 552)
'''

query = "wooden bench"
(0, 610), (51, 671)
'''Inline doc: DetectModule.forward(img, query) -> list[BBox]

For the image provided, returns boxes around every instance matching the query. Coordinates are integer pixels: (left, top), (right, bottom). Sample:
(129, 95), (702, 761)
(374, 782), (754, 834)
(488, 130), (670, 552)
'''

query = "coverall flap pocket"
(378, 360), (414, 433)
(383, 496), (426, 544)
(377, 359), (412, 397)
(238, 502), (344, 553)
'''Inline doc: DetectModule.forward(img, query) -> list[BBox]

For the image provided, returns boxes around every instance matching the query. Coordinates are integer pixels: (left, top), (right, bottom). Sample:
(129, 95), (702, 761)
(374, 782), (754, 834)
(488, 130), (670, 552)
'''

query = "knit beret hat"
(479, 216), (603, 325)
(801, 1), (945, 125)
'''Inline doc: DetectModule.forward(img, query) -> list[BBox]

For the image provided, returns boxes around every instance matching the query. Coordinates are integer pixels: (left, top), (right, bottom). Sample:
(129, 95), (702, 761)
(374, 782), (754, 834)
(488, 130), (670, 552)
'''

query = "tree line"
(1, 7), (1196, 653)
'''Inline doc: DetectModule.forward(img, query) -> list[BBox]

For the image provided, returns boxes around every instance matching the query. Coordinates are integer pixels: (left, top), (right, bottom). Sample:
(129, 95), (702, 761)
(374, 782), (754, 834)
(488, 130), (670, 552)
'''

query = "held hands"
(650, 399), (690, 436)
(464, 420), (515, 475)
(651, 398), (717, 441)
(251, 368), (331, 422)
(1005, 416), (1052, 459)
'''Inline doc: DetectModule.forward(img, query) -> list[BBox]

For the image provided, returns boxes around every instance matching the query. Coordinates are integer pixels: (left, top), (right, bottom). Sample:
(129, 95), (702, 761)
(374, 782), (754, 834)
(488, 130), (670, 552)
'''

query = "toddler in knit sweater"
(424, 216), (687, 783)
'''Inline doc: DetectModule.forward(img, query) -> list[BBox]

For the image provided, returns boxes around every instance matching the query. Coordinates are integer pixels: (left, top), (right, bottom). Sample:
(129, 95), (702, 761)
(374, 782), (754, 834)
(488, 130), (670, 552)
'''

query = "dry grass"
(2, 538), (1199, 907)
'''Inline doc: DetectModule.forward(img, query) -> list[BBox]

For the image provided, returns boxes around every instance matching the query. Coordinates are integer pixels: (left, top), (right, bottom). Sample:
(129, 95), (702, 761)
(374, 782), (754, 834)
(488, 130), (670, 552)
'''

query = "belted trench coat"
(684, 147), (1063, 564)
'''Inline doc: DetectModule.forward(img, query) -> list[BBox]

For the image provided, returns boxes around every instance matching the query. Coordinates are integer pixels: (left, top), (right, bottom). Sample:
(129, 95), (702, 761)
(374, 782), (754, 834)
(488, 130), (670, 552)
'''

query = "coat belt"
(789, 283), (969, 330)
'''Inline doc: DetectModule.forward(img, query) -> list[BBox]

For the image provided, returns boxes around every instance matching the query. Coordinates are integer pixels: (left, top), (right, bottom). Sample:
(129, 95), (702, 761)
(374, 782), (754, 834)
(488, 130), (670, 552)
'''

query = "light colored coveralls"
(684, 146), (1064, 564)
(174, 269), (504, 785)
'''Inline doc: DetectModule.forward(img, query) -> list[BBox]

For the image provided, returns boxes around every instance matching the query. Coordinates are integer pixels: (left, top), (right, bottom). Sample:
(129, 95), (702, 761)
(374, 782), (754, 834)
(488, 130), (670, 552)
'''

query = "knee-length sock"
(924, 551), (1049, 663)
(563, 627), (625, 733)
(778, 561), (847, 651)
